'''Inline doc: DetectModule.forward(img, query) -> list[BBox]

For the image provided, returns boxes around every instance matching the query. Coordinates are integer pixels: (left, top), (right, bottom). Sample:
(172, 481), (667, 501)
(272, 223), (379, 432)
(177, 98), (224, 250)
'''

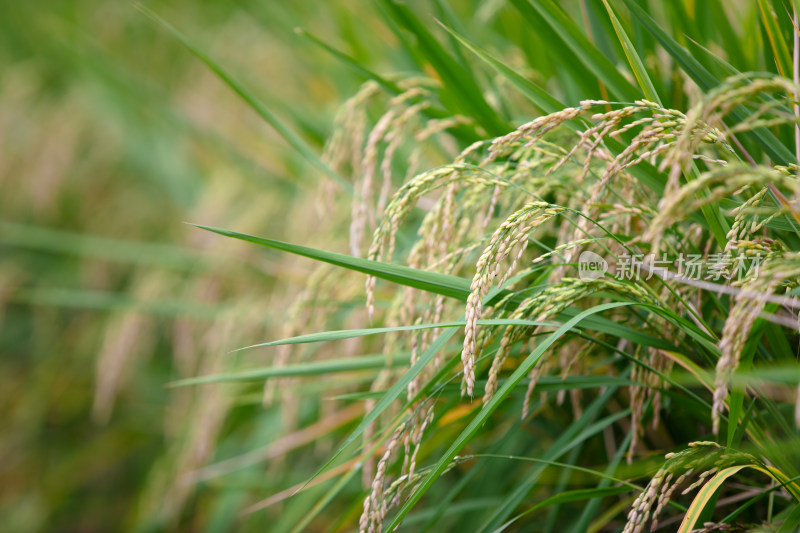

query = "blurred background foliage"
(0, 0), (793, 532)
(0, 2), (380, 531)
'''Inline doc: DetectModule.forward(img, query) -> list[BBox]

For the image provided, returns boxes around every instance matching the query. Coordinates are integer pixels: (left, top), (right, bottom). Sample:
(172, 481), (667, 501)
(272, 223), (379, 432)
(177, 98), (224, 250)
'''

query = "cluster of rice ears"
(191, 70), (800, 531)
(180, 4), (800, 530)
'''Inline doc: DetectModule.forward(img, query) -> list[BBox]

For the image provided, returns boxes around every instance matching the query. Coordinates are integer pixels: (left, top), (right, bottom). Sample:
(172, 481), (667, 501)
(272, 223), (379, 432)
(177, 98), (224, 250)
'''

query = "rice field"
(3, 1), (800, 532)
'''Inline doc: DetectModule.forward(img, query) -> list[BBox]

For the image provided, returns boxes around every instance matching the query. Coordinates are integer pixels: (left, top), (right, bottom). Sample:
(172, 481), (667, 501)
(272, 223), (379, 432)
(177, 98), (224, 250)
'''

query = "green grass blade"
(376, 0), (509, 136)
(169, 353), (410, 386)
(235, 319), (558, 350)
(518, 0), (639, 101)
(294, 27), (402, 94)
(583, 0), (626, 64)
(192, 224), (472, 300)
(296, 26), (482, 143)
(464, 453), (641, 491)
(758, 0), (793, 78)
(678, 465), (749, 533)
(707, 0), (749, 70)
(617, 0), (716, 90)
(601, 0), (661, 104)
(194, 225), (675, 352)
(437, 22), (567, 115)
(520, 486), (631, 515)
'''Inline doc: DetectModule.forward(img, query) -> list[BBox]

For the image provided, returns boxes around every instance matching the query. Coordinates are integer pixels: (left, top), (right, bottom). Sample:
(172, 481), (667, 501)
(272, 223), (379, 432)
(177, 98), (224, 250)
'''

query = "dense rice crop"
(4, 1), (800, 531)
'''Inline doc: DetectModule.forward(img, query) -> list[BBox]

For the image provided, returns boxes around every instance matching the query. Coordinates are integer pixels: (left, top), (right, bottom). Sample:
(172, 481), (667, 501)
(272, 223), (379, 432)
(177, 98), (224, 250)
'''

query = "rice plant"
(6, 0), (800, 532)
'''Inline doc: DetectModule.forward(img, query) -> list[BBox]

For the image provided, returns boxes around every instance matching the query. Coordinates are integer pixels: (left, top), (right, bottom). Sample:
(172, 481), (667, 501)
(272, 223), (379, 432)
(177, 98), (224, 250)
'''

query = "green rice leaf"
(234, 318), (559, 350)
(169, 353), (409, 386)
(678, 465), (749, 533)
(192, 224), (473, 300)
(777, 502), (800, 533)
(516, 0), (639, 101)
(437, 22), (567, 115)
(377, 0), (509, 136)
(757, 0), (793, 78)
(601, 0), (661, 104)
(193, 224), (676, 352)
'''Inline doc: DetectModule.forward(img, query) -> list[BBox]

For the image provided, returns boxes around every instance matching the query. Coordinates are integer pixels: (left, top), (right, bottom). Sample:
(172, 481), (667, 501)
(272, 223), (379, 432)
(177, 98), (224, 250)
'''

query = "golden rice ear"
(460, 202), (566, 396)
(359, 421), (407, 533)
(351, 87), (431, 258)
(795, 383), (800, 429)
(623, 442), (762, 533)
(714, 254), (800, 434)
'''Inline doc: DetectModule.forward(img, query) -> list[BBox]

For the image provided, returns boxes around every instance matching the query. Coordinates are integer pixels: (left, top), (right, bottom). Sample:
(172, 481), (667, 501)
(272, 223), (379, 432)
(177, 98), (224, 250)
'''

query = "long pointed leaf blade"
(294, 26), (482, 143)
(192, 224), (472, 300)
(678, 465), (749, 533)
(601, 0), (661, 104)
(518, 0), (639, 101)
(294, 27), (402, 95)
(377, 0), (509, 136)
(235, 319), (559, 351)
(195, 224), (677, 353)
(437, 21), (567, 115)
(170, 353), (409, 386)
(757, 0), (793, 78)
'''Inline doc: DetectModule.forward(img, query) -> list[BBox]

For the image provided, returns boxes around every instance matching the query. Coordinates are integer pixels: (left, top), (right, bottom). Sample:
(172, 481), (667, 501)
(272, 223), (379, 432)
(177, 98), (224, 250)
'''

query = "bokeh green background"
(0, 2), (384, 531)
